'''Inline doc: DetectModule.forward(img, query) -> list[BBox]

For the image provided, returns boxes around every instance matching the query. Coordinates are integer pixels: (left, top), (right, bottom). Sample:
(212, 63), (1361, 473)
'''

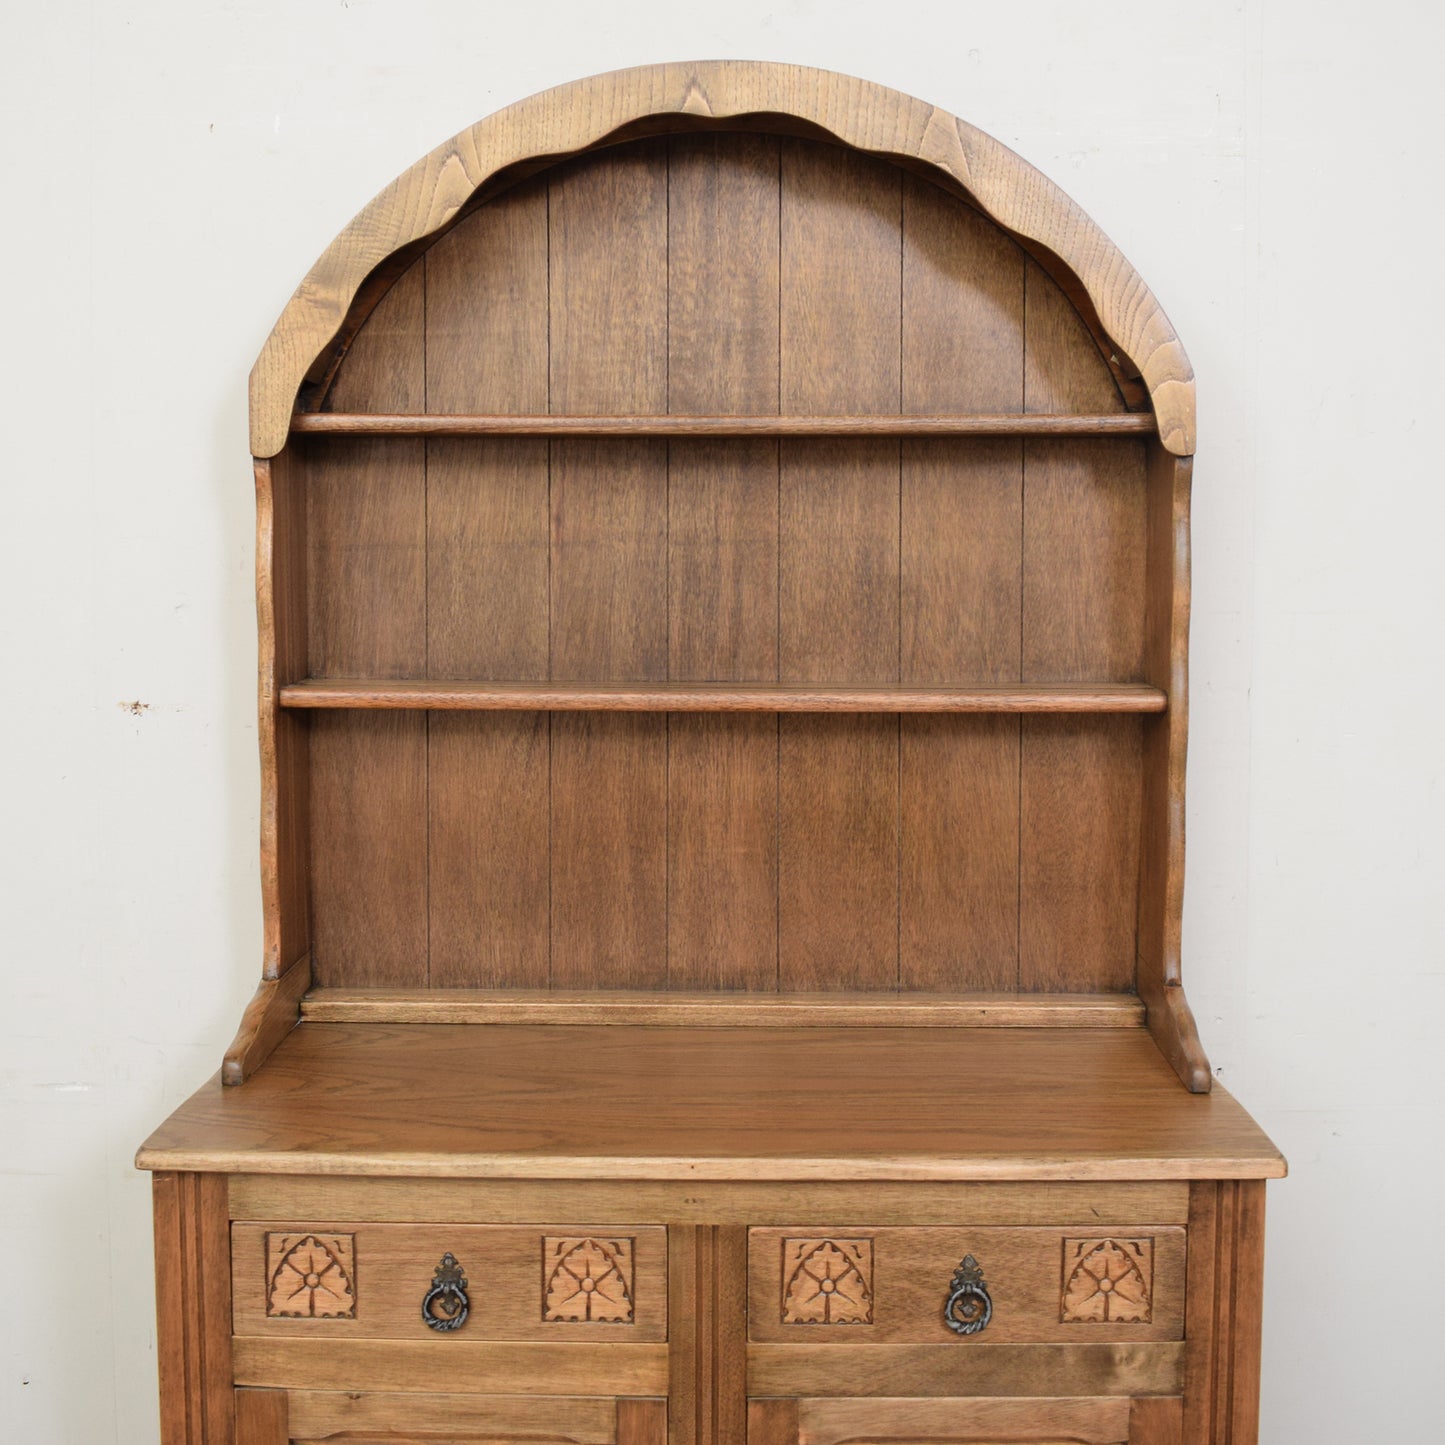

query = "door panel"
(235, 1389), (665, 1444)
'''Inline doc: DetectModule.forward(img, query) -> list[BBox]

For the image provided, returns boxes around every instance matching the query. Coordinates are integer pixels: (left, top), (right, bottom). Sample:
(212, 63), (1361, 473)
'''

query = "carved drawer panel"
(748, 1226), (1185, 1345)
(232, 1223), (666, 1342)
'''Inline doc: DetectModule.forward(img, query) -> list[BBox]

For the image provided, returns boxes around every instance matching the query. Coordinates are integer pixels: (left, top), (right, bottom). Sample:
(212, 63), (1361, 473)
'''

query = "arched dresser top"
(249, 60), (1196, 458)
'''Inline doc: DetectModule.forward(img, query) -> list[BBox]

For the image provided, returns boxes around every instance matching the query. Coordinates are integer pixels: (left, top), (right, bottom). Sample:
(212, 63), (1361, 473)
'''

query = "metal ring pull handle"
(422, 1252), (470, 1332)
(943, 1254), (992, 1336)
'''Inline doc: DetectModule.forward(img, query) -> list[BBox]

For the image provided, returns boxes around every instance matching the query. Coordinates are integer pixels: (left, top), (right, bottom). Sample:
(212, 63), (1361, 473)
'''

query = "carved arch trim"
(250, 60), (1195, 458)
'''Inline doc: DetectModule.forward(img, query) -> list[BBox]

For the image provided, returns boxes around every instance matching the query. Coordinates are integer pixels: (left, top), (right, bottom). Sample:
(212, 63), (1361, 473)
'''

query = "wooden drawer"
(748, 1226), (1185, 1344)
(230, 1221), (671, 1397)
(233, 1222), (667, 1341)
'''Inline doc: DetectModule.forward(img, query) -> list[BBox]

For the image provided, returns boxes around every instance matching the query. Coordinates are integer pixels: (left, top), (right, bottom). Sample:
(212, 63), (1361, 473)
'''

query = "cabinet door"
(235, 1389), (666, 1444)
(746, 1395), (1181, 1444)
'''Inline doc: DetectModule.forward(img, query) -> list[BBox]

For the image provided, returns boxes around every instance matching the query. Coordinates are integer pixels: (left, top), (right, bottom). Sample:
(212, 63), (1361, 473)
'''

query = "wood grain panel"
(549, 139), (668, 415)
(669, 1226), (700, 1445)
(899, 179), (1026, 993)
(667, 714), (778, 991)
(426, 175), (549, 416)
(551, 714), (667, 989)
(1022, 438), (1147, 682)
(1137, 442), (1210, 1090)
(283, 1393), (620, 1444)
(140, 1025), (1288, 1182)
(309, 713), (427, 988)
(779, 714), (898, 991)
(550, 438), (668, 681)
(305, 264), (428, 991)
(232, 1336), (669, 1396)
(1020, 717), (1141, 993)
(307, 265), (426, 679)
(900, 716), (1019, 991)
(666, 133), (782, 991)
(420, 187), (554, 993)
(547, 143), (669, 991)
(778, 141), (901, 992)
(252, 64), (1197, 459)
(297, 412), (1156, 438)
(747, 1341), (1184, 1398)
(258, 451), (310, 982)
(616, 1398), (667, 1445)
(549, 140), (668, 678)
(1023, 258), (1126, 417)
(668, 132), (781, 418)
(749, 1225), (1184, 1344)
(232, 1178), (1189, 1229)
(796, 1396), (1132, 1444)
(1130, 1396), (1184, 1445)
(749, 1398), (799, 1445)
(1019, 259), (1146, 995)
(232, 1223), (666, 1341)
(153, 1174), (232, 1445)
(233, 1387), (286, 1445)
(428, 713), (549, 988)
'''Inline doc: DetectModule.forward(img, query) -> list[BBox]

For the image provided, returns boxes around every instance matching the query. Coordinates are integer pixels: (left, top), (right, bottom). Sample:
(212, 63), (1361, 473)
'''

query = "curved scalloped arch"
(250, 61), (1195, 457)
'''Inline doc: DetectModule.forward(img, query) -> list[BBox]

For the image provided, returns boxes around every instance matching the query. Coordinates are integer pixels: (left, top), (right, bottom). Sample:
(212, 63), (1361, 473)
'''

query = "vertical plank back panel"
(899, 175), (1025, 991)
(296, 133), (1161, 1002)
(549, 141), (669, 988)
(308, 266), (426, 678)
(666, 133), (781, 991)
(1019, 259), (1144, 992)
(778, 141), (901, 991)
(424, 180), (551, 988)
(308, 265), (428, 987)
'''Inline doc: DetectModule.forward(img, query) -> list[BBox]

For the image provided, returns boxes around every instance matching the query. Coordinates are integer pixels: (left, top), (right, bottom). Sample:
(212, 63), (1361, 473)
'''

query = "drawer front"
(233, 1223), (666, 1342)
(749, 1226), (1185, 1344)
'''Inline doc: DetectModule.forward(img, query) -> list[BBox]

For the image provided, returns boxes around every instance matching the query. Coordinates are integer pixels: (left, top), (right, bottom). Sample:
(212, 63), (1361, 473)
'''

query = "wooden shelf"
(279, 680), (1168, 713)
(289, 411), (1157, 438)
(299, 988), (1148, 1029)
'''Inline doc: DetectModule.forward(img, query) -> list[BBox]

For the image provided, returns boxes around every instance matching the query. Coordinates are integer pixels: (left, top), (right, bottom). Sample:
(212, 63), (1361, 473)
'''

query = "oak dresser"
(139, 60), (1284, 1445)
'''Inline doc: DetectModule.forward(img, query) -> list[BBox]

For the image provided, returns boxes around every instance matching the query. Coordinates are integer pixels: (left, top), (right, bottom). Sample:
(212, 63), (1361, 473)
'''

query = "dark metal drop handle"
(422, 1252), (470, 1332)
(944, 1254), (992, 1336)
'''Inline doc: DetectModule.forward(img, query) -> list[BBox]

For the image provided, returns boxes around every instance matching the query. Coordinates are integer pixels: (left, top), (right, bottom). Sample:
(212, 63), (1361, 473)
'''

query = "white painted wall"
(3, 3), (1440, 1440)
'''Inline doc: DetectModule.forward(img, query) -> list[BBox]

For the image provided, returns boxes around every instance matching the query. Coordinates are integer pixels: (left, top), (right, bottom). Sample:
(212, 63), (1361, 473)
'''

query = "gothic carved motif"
(1060, 1236), (1154, 1323)
(265, 1233), (356, 1319)
(781, 1238), (874, 1325)
(542, 1237), (635, 1323)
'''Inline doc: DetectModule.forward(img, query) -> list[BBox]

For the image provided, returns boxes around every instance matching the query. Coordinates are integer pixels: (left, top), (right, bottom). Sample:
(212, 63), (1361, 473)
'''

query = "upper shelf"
(288, 412), (1158, 439)
(279, 681), (1167, 713)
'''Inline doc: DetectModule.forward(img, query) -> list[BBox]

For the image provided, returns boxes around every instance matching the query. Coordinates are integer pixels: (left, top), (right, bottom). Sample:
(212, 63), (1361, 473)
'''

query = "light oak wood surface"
(297, 989), (1146, 1028)
(747, 1225), (1185, 1344)
(747, 1340), (1185, 1398)
(793, 1396), (1134, 1443)
(230, 1178), (1190, 1228)
(232, 1336), (669, 1396)
(250, 62), (1193, 457)
(278, 680), (1169, 713)
(156, 61), (1277, 1445)
(290, 412), (1160, 436)
(139, 1024), (1284, 1181)
(232, 1222), (666, 1341)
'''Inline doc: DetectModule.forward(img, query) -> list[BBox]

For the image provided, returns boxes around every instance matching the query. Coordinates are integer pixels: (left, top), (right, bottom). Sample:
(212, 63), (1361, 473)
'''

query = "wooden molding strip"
(299, 988), (1147, 1028)
(289, 411), (1157, 438)
(250, 62), (1195, 457)
(279, 680), (1168, 714)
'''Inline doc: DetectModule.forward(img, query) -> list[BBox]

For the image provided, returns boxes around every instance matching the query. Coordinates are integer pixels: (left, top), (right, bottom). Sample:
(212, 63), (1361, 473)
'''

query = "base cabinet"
(156, 1175), (1263, 1445)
